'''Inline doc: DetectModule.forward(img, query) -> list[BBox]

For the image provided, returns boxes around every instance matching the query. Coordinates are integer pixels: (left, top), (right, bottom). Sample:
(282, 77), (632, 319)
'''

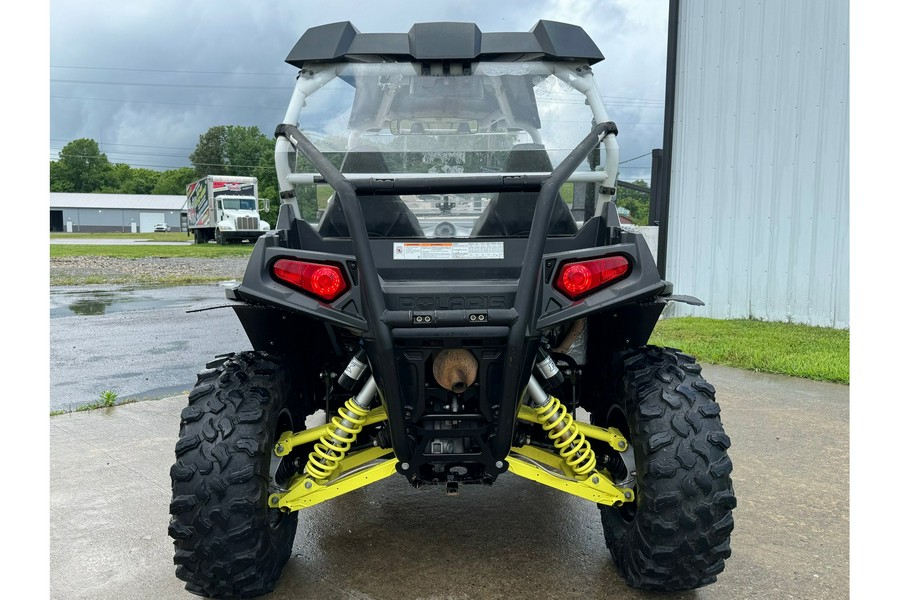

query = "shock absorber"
(306, 375), (378, 480)
(534, 346), (565, 388)
(337, 348), (369, 392)
(526, 376), (597, 478)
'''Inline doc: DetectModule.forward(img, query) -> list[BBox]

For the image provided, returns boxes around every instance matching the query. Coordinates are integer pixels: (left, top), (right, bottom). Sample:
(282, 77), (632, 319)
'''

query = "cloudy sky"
(49, 0), (669, 182)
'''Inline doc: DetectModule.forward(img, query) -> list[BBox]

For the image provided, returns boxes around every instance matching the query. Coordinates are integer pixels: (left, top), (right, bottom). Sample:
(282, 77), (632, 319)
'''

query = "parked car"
(153, 223), (170, 232)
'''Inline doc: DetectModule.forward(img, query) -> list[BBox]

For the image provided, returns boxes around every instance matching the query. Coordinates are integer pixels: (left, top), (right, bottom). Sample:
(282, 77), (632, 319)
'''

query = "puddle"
(50, 284), (230, 318)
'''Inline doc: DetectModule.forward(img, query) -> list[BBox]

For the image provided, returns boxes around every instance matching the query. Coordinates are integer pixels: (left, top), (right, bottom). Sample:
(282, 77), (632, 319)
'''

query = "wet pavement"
(48, 364), (849, 600)
(49, 284), (249, 411)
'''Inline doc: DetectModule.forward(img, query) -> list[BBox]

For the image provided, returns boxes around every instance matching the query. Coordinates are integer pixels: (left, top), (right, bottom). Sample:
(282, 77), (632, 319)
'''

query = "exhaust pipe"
(433, 349), (478, 393)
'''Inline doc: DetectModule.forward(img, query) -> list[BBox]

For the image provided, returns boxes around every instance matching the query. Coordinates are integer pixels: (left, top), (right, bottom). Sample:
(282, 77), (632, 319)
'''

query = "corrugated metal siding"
(50, 193), (186, 210)
(667, 0), (848, 328)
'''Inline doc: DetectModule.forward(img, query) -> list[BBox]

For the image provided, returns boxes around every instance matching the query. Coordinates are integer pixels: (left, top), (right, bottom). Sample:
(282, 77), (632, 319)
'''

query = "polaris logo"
(398, 296), (506, 310)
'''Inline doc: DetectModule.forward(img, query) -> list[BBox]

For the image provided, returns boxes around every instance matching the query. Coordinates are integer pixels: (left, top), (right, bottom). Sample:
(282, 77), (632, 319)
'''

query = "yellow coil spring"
(306, 398), (371, 480)
(533, 395), (597, 477)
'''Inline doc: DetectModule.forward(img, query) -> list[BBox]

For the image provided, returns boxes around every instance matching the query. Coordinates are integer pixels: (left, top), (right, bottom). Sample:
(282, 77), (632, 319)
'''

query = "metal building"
(661, 0), (849, 328)
(50, 193), (187, 233)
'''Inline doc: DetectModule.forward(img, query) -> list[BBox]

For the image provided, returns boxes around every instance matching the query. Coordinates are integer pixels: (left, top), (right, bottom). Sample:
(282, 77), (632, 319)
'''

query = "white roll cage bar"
(274, 62), (620, 219)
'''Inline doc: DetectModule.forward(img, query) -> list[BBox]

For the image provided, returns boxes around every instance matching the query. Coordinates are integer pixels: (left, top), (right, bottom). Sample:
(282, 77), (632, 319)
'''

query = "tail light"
(272, 258), (348, 302)
(554, 255), (631, 300)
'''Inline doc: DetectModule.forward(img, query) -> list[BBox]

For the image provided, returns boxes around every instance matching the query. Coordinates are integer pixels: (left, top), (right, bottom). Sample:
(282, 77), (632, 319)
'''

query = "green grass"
(649, 317), (849, 384)
(50, 243), (253, 259)
(50, 231), (189, 241)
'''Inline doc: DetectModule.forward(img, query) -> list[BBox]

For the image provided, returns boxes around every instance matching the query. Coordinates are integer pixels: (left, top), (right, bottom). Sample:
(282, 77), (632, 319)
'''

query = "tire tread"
(168, 351), (299, 599)
(599, 346), (736, 591)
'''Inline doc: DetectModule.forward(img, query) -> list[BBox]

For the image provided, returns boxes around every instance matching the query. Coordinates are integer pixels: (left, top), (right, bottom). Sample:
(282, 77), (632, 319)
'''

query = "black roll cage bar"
(273, 121), (617, 472)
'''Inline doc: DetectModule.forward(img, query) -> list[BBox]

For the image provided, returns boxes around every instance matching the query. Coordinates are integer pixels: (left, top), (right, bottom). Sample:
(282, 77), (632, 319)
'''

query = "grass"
(50, 242), (253, 259)
(75, 390), (118, 412)
(649, 317), (849, 384)
(50, 231), (189, 241)
(48, 390), (124, 416)
(51, 273), (235, 286)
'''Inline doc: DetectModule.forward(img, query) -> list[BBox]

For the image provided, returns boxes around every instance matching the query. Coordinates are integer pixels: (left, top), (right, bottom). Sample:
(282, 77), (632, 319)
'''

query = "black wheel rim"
(606, 403), (637, 523)
(267, 408), (295, 531)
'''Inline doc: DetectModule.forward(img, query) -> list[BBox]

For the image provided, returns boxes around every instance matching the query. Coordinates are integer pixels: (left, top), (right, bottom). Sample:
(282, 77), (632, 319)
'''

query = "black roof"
(285, 20), (604, 68)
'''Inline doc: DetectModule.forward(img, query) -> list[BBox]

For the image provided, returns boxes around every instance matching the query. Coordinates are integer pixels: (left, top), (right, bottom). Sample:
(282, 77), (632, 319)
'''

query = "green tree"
(616, 179), (650, 226)
(49, 161), (73, 192)
(152, 167), (197, 195)
(99, 164), (161, 194)
(51, 138), (113, 192)
(189, 125), (272, 178)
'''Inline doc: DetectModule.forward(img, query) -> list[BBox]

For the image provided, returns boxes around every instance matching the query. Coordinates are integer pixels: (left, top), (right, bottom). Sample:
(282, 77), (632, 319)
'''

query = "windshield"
(278, 61), (618, 238)
(220, 197), (256, 211)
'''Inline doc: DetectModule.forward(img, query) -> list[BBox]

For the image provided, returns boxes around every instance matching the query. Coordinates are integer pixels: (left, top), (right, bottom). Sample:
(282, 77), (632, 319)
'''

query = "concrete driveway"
(49, 363), (848, 600)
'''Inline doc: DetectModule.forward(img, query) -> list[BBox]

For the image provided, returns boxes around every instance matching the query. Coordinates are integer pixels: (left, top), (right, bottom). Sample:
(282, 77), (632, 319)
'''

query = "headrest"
(504, 143), (553, 173)
(340, 146), (389, 174)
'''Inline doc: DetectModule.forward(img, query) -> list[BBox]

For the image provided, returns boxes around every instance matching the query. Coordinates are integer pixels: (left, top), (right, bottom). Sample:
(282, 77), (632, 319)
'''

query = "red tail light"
(272, 259), (348, 302)
(554, 255), (631, 300)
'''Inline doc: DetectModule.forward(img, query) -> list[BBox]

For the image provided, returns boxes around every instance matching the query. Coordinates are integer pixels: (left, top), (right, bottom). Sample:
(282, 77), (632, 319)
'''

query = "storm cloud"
(50, 0), (668, 182)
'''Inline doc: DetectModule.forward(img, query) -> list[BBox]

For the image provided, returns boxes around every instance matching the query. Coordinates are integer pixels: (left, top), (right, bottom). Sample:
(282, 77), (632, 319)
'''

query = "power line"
(51, 148), (189, 159)
(52, 95), (285, 111)
(51, 64), (294, 77)
(50, 138), (195, 151)
(50, 94), (286, 111)
(619, 151), (653, 165)
(603, 95), (664, 105)
(51, 78), (292, 91)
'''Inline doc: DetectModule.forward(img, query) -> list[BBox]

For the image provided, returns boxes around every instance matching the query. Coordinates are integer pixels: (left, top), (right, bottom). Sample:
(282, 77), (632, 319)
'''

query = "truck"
(185, 175), (270, 244)
(169, 21), (735, 599)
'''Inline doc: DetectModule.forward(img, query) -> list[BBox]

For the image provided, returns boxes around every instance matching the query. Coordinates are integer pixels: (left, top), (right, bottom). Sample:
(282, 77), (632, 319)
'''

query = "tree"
(189, 125), (272, 178)
(49, 161), (74, 192)
(616, 179), (650, 226)
(153, 167), (197, 195)
(100, 164), (161, 195)
(51, 138), (113, 192)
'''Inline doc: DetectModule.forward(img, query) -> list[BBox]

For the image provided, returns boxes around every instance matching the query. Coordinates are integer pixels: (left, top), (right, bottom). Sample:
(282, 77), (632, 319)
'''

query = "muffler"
(432, 349), (478, 393)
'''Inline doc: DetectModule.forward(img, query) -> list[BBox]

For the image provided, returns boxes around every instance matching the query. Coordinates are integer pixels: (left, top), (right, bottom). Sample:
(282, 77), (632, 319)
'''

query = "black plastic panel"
(285, 20), (604, 67)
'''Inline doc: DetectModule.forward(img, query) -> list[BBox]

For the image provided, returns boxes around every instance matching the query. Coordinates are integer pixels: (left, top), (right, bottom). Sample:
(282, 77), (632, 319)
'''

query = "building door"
(139, 212), (164, 233)
(50, 210), (63, 232)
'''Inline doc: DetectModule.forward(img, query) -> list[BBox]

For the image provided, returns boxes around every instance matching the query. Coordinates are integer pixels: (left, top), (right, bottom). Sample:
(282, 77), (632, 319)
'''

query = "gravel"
(50, 256), (250, 283)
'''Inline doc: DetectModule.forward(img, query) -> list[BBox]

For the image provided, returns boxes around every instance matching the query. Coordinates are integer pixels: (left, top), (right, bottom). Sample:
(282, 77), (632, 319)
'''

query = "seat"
(317, 148), (424, 238)
(470, 143), (578, 237)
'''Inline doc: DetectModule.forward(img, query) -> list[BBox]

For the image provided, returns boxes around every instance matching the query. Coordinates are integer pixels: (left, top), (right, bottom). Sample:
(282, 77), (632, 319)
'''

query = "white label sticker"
(393, 242), (504, 260)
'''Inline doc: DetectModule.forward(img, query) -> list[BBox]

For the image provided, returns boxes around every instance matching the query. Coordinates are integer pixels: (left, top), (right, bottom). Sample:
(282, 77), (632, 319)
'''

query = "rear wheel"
(595, 346), (736, 591)
(168, 351), (302, 599)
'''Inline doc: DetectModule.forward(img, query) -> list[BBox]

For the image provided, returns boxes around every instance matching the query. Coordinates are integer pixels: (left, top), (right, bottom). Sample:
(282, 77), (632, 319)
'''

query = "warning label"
(393, 242), (504, 260)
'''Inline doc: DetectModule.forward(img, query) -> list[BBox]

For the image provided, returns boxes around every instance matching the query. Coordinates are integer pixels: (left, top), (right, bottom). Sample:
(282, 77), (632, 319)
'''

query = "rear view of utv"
(169, 20), (735, 599)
